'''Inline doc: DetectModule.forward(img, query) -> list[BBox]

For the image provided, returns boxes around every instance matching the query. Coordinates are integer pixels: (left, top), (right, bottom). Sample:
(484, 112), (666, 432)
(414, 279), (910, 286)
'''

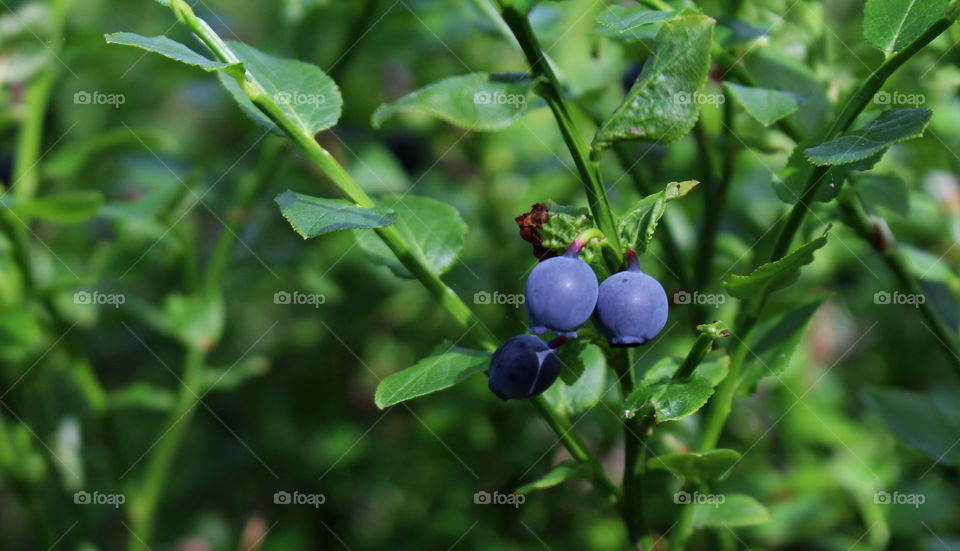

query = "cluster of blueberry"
(487, 237), (669, 401)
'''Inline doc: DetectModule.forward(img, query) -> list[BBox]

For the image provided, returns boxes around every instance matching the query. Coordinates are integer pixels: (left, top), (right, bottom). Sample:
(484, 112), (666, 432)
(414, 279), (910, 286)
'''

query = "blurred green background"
(2, 0), (960, 549)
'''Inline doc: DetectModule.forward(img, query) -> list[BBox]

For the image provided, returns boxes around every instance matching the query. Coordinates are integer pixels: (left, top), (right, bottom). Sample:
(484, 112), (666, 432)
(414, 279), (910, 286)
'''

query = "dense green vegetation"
(2, 0), (960, 549)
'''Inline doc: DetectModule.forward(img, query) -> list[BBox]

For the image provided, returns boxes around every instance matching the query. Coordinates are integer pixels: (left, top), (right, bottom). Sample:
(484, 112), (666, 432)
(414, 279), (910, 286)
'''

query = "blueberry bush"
(2, 0), (960, 549)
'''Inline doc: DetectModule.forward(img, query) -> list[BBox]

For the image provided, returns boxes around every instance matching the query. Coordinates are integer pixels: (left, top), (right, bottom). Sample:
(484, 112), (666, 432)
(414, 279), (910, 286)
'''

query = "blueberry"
(524, 242), (599, 337)
(595, 252), (668, 347)
(486, 334), (562, 400)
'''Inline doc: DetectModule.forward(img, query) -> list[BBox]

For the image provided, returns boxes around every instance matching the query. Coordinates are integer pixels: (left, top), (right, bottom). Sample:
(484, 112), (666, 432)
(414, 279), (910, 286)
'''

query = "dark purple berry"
(595, 252), (668, 347)
(524, 241), (599, 337)
(486, 334), (562, 400)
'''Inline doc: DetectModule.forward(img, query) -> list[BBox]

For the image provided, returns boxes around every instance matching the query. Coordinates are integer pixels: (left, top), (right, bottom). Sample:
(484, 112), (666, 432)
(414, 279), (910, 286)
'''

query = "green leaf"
(696, 320), (731, 340)
(226, 41), (343, 134)
(863, 0), (950, 56)
(543, 344), (607, 417)
(596, 6), (676, 33)
(624, 356), (726, 424)
(0, 422), (45, 484)
(804, 108), (932, 166)
(372, 73), (537, 132)
(172, 293), (224, 350)
(374, 342), (491, 408)
(217, 71), (281, 133)
(145, 293), (225, 350)
(741, 298), (824, 394)
(691, 494), (771, 527)
(643, 355), (730, 386)
(723, 235), (828, 300)
(863, 386), (960, 467)
(516, 461), (590, 494)
(593, 14), (715, 150)
(275, 190), (395, 238)
(104, 32), (242, 75)
(0, 307), (44, 364)
(1, 191), (103, 223)
(618, 180), (698, 253)
(536, 202), (598, 262)
(43, 128), (176, 180)
(647, 449), (741, 484)
(203, 355), (270, 393)
(776, 145), (883, 204)
(723, 82), (804, 126)
(856, 173), (910, 216)
(747, 51), (831, 136)
(110, 383), (176, 412)
(356, 195), (467, 278)
(556, 339), (587, 385)
(639, 377), (713, 422)
(715, 16), (768, 47)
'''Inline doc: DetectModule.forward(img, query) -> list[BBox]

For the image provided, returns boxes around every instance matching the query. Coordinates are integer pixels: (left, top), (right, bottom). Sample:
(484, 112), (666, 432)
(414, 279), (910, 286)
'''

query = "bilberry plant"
(103, 0), (960, 545)
(0, 0), (947, 549)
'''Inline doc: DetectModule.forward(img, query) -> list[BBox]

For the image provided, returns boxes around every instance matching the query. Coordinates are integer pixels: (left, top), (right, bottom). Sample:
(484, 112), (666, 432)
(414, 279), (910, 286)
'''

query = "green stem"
(611, 143), (690, 289)
(675, 330), (719, 381)
(497, 4), (623, 267)
(127, 347), (205, 551)
(158, 0), (616, 514)
(12, 0), (70, 199)
(838, 189), (960, 377)
(692, 122), (721, 304)
(171, 0), (498, 350)
(665, 326), (729, 551)
(327, 0), (381, 84)
(771, 13), (958, 262)
(615, 348), (647, 549)
(530, 397), (620, 501)
(698, 9), (959, 453)
(697, 308), (757, 451)
(204, 137), (285, 293)
(13, 73), (55, 200)
(129, 140), (285, 549)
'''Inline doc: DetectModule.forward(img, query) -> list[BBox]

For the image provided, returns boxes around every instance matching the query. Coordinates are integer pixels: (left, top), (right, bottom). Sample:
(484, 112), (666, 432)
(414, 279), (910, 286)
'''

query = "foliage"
(1, 0), (959, 549)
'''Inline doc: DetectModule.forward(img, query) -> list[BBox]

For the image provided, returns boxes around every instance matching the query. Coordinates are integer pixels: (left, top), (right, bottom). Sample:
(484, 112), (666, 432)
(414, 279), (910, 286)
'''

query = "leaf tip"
(370, 104), (390, 129)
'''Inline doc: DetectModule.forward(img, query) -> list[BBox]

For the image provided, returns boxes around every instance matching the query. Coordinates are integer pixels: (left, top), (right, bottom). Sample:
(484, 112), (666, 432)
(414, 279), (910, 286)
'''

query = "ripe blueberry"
(524, 240), (599, 337)
(595, 251), (668, 347)
(486, 334), (562, 400)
